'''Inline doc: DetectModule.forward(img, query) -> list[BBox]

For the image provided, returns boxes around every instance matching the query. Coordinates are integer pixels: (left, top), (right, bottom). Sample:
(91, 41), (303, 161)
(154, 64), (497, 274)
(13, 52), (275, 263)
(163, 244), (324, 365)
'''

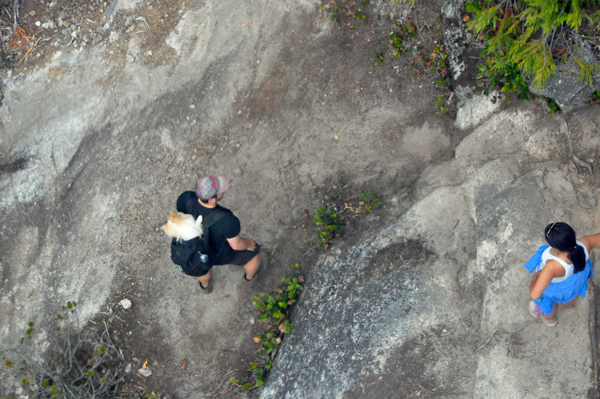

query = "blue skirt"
(524, 245), (594, 315)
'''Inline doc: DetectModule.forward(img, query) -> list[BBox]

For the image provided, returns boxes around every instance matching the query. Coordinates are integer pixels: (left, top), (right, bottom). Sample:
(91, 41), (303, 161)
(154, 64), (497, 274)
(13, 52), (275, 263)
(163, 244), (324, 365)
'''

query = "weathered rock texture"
(261, 103), (600, 398)
(529, 37), (600, 113)
(441, 0), (468, 81)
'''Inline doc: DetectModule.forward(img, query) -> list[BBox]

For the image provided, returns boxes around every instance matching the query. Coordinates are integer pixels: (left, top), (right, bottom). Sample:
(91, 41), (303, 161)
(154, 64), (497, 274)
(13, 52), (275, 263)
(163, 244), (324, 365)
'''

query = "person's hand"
(246, 238), (256, 251)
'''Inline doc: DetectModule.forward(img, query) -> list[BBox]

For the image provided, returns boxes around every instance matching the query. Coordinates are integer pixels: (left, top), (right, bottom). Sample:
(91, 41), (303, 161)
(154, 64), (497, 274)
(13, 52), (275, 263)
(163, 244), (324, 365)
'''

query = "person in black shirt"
(176, 175), (262, 292)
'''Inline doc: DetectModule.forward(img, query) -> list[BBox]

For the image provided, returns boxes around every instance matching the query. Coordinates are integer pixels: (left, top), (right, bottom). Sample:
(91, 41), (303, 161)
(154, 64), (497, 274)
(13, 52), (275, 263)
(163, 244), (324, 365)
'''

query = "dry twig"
(19, 36), (40, 63)
(475, 326), (526, 353)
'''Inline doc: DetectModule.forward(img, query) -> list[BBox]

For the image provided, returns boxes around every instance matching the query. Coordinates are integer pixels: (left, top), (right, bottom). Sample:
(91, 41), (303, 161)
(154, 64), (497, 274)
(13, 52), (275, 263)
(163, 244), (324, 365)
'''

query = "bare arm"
(530, 260), (564, 300)
(227, 235), (256, 251)
(578, 233), (600, 254)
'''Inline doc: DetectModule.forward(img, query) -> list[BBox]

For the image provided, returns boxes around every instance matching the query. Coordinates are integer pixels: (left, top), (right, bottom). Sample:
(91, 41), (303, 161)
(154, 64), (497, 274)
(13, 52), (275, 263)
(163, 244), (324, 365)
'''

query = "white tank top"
(538, 241), (589, 283)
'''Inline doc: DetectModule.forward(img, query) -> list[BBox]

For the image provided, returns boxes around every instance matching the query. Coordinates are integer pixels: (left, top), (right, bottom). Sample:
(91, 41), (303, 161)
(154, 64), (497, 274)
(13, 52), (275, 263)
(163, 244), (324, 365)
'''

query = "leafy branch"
(466, 0), (600, 92)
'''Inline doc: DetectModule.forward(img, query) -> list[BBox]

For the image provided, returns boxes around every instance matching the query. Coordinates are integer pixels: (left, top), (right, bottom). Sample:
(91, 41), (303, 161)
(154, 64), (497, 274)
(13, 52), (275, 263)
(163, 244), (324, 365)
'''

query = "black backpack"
(170, 208), (230, 272)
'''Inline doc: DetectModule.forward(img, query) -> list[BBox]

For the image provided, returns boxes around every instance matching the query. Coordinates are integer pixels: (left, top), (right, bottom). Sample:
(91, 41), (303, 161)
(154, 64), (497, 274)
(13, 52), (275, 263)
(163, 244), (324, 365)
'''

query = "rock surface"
(0, 0), (463, 397)
(2, 0), (600, 397)
(261, 103), (600, 398)
(529, 37), (600, 112)
(441, 0), (468, 81)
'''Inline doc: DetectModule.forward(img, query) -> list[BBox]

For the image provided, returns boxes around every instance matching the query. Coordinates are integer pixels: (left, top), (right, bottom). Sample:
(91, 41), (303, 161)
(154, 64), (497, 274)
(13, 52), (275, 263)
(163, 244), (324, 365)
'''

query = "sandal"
(562, 304), (576, 314)
(529, 300), (556, 326)
(199, 278), (213, 294)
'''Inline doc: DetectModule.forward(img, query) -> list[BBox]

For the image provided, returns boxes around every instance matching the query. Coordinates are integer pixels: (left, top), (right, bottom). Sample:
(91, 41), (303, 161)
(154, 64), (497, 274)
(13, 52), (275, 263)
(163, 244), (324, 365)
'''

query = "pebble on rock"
(119, 298), (132, 309)
(35, 21), (41, 27)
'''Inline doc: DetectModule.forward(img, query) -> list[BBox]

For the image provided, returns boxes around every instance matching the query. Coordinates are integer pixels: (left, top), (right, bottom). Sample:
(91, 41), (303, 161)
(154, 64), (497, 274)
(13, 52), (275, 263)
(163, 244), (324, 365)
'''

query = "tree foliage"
(466, 0), (600, 89)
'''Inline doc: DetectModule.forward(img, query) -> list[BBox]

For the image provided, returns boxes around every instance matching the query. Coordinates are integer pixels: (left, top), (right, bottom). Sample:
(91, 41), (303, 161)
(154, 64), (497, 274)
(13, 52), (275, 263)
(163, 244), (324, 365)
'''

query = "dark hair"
(176, 191), (198, 213)
(544, 222), (586, 273)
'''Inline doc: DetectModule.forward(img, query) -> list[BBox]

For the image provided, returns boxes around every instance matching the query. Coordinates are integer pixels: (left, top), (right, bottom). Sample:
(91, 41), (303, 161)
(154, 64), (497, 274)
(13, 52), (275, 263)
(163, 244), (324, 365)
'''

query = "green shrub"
(466, 0), (600, 91)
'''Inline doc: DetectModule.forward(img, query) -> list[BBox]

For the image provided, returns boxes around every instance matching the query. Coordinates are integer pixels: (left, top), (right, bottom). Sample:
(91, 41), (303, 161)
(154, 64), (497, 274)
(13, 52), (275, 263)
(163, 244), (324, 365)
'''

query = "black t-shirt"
(176, 191), (241, 261)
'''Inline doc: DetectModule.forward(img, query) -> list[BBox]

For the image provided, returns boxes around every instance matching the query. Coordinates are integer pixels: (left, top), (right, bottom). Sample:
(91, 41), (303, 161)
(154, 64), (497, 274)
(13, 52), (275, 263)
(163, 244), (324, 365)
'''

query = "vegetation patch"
(303, 191), (382, 249)
(373, 14), (456, 115)
(2, 302), (129, 399)
(465, 0), (600, 98)
(322, 0), (370, 28)
(230, 275), (304, 391)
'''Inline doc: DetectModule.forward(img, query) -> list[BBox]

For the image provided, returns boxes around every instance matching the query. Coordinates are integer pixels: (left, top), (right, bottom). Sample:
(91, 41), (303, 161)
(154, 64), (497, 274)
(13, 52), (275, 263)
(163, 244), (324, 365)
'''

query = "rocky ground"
(1, 0), (600, 398)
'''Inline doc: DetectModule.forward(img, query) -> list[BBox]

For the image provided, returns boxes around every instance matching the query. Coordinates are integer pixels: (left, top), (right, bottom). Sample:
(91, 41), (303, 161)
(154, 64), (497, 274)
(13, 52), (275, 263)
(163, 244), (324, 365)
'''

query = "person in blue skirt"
(525, 222), (596, 326)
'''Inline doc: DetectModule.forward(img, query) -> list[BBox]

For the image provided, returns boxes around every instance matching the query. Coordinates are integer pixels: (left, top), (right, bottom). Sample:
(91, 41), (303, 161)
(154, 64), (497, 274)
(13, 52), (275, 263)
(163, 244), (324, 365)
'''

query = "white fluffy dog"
(161, 211), (203, 241)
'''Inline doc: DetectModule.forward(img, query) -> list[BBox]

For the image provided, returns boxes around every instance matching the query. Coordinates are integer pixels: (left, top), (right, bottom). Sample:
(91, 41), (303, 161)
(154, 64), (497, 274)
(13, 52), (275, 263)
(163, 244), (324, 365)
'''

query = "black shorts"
(180, 261), (212, 277)
(214, 243), (261, 266)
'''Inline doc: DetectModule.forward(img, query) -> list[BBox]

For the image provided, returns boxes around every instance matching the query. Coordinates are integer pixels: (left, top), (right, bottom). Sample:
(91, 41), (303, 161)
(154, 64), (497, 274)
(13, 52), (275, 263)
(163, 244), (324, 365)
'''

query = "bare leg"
(545, 303), (558, 321)
(563, 295), (579, 308)
(243, 254), (260, 280)
(198, 270), (211, 288)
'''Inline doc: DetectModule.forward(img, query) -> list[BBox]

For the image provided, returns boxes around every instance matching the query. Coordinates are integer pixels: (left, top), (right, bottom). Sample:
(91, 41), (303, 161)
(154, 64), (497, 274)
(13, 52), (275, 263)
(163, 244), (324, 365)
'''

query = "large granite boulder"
(260, 103), (598, 398)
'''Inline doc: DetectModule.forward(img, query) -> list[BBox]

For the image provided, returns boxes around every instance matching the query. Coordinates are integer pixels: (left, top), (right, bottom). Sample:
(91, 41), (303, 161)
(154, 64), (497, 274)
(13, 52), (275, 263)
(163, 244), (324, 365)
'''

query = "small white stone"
(138, 368), (152, 377)
(189, 104), (195, 109)
(119, 299), (132, 310)
(35, 21), (41, 27)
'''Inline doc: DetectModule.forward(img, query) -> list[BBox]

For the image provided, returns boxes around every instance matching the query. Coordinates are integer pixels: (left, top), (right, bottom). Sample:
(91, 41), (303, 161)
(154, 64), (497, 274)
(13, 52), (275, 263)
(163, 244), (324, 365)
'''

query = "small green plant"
(436, 95), (448, 114)
(229, 378), (255, 391)
(249, 362), (266, 386)
(405, 190), (414, 201)
(313, 205), (344, 248)
(237, 277), (304, 391)
(289, 263), (300, 270)
(356, 192), (382, 213)
(324, 0), (370, 27)
(476, 60), (532, 100)
(374, 50), (386, 65)
(253, 278), (303, 327)
(546, 98), (560, 114)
